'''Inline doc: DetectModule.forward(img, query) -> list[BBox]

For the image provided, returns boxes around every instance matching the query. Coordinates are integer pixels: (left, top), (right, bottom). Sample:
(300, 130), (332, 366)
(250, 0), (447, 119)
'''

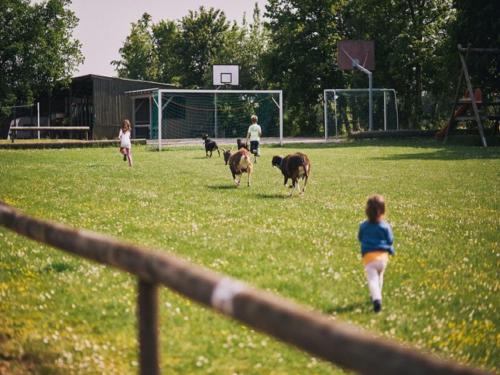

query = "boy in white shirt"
(246, 115), (262, 162)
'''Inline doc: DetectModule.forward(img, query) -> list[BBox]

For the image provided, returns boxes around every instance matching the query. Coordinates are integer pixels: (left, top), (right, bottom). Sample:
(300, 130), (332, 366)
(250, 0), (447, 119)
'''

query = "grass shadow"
(0, 332), (61, 374)
(267, 137), (439, 150)
(254, 193), (287, 200)
(374, 147), (500, 161)
(207, 184), (236, 190)
(42, 261), (75, 273)
(324, 301), (367, 314)
(268, 135), (500, 152)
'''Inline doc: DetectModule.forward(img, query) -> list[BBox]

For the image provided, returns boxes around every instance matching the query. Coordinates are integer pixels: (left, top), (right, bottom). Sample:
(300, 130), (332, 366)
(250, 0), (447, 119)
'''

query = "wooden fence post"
(138, 280), (160, 375)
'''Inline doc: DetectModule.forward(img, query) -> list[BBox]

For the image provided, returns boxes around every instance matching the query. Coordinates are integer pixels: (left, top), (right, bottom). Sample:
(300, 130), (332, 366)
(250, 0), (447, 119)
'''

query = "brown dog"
(271, 152), (311, 195)
(223, 148), (253, 187)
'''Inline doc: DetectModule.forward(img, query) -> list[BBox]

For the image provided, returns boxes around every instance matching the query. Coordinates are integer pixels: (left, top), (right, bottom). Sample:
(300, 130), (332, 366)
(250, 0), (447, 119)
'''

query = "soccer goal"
(324, 89), (399, 138)
(126, 89), (283, 150)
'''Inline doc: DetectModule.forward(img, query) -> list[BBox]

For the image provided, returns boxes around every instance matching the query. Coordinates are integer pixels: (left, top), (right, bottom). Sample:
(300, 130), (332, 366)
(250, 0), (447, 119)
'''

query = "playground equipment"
(435, 88), (483, 140)
(438, 44), (500, 147)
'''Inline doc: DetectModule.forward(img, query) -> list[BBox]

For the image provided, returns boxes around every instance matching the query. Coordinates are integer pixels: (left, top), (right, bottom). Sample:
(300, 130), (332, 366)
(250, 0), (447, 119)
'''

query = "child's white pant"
(364, 258), (388, 301)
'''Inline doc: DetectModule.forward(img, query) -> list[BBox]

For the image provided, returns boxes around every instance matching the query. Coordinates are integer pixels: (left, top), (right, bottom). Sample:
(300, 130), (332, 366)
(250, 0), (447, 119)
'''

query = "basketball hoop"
(213, 65), (240, 86)
(337, 40), (375, 71)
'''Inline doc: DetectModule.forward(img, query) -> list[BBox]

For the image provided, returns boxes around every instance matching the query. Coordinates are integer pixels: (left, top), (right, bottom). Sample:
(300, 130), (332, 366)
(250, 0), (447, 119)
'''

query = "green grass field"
(0, 139), (498, 374)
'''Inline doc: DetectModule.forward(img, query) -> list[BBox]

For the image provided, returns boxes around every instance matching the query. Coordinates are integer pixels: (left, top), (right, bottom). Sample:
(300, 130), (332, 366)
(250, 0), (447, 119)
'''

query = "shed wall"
(92, 76), (173, 139)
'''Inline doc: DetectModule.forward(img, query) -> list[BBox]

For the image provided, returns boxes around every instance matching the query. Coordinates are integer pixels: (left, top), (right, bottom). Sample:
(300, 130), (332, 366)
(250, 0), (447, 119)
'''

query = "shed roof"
(72, 74), (177, 89)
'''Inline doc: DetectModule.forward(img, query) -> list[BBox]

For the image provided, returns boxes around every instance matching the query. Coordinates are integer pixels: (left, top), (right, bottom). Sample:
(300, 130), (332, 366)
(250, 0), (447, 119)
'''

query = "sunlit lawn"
(0, 139), (498, 374)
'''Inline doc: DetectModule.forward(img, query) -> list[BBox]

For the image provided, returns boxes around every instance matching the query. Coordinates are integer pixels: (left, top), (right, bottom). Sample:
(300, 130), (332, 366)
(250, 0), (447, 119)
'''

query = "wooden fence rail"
(0, 202), (490, 375)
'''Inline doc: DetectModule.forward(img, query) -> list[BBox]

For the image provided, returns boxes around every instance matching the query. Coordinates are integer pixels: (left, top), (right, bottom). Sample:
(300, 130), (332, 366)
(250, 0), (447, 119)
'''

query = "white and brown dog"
(223, 148), (253, 187)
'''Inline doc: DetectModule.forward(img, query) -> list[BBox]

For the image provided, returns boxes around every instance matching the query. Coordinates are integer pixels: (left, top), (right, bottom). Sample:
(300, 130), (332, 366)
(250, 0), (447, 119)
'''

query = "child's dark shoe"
(373, 300), (382, 313)
(123, 154), (127, 161)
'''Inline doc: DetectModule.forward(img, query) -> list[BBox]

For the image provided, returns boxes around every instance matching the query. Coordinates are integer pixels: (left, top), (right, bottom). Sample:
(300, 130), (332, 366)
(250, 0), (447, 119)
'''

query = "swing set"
(437, 44), (500, 147)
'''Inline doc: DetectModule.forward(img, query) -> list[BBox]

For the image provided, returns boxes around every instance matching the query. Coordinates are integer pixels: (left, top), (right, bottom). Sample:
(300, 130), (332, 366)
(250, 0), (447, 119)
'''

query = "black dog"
(237, 138), (249, 150)
(202, 134), (220, 158)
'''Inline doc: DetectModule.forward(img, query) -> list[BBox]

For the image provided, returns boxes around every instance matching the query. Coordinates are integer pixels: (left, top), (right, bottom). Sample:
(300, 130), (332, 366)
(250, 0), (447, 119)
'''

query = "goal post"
(152, 89), (283, 150)
(324, 89), (399, 138)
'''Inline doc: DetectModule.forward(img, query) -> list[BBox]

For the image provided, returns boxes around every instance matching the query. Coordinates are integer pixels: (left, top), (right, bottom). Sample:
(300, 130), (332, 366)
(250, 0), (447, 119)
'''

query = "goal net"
(324, 89), (399, 137)
(151, 89), (283, 147)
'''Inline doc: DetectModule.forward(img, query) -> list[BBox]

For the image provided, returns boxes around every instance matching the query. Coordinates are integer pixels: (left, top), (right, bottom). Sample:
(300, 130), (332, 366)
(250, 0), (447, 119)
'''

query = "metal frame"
(323, 89), (399, 139)
(125, 89), (284, 150)
(4, 102), (41, 140)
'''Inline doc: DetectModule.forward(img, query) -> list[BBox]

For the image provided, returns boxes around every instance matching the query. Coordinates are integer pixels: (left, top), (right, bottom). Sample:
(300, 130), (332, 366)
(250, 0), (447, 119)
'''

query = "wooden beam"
(458, 51), (488, 147)
(138, 281), (160, 375)
(458, 45), (500, 53)
(444, 48), (467, 143)
(9, 126), (90, 131)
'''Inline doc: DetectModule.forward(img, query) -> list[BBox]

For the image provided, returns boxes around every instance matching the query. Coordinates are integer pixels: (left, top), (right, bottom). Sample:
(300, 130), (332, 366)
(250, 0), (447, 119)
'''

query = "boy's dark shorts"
(250, 141), (260, 155)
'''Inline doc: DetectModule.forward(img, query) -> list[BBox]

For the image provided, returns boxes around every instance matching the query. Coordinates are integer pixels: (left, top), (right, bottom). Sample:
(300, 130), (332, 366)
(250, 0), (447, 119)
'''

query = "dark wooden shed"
(34, 75), (175, 139)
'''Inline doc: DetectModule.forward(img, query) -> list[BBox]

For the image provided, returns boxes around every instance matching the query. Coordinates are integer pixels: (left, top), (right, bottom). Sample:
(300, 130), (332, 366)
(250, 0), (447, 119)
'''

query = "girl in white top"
(119, 119), (133, 167)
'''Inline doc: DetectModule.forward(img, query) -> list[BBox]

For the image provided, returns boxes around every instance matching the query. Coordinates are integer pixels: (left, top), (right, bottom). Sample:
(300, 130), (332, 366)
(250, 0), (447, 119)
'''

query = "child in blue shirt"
(358, 195), (395, 313)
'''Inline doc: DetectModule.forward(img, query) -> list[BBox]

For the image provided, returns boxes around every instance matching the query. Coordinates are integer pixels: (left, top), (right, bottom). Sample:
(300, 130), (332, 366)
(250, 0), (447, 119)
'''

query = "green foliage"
(0, 141), (498, 373)
(111, 13), (158, 81)
(223, 4), (269, 89)
(113, 5), (270, 90)
(263, 0), (345, 135)
(343, 0), (455, 128)
(112, 2), (498, 133)
(152, 19), (181, 85)
(450, 0), (500, 92)
(0, 0), (83, 115)
(176, 7), (230, 87)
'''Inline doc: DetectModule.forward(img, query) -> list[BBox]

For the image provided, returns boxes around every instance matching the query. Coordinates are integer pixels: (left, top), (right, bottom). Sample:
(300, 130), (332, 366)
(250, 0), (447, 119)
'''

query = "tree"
(450, 0), (500, 92)
(0, 0), (83, 116)
(112, 13), (157, 81)
(263, 0), (345, 135)
(176, 7), (230, 87)
(222, 4), (270, 89)
(152, 20), (180, 85)
(343, 0), (454, 127)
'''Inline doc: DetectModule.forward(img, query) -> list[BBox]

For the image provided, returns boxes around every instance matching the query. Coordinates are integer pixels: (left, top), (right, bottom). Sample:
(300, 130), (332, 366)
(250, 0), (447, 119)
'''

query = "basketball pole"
(341, 46), (374, 132)
(352, 61), (373, 132)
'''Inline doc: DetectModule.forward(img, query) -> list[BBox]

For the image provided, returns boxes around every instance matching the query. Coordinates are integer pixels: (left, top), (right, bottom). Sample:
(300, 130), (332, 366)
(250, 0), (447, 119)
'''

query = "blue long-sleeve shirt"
(358, 220), (395, 256)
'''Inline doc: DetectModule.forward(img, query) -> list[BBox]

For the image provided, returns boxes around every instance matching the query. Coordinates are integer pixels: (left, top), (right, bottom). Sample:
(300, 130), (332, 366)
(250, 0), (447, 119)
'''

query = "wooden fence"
(0, 202), (490, 375)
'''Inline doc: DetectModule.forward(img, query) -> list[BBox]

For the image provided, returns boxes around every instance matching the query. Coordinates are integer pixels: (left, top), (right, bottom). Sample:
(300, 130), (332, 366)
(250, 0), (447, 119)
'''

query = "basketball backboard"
(213, 65), (239, 86)
(337, 40), (375, 71)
